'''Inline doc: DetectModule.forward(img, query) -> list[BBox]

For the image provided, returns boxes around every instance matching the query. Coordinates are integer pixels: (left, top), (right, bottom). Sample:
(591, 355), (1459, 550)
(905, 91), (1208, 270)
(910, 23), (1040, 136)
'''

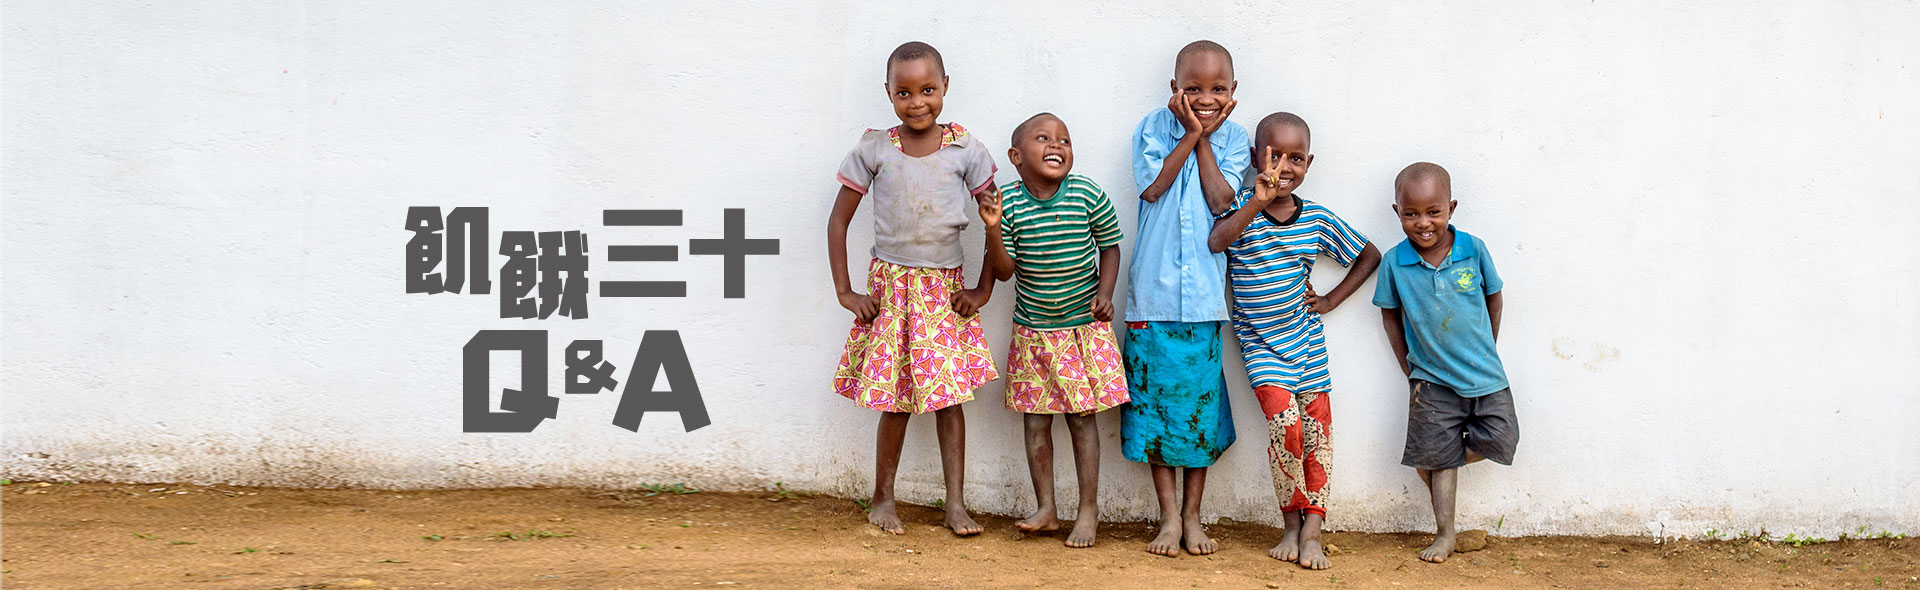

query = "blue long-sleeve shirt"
(1124, 107), (1250, 323)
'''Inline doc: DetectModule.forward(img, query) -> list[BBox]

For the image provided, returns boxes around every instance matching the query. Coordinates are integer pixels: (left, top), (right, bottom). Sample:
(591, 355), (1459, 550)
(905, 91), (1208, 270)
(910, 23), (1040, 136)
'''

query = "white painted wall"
(4, 1), (1916, 538)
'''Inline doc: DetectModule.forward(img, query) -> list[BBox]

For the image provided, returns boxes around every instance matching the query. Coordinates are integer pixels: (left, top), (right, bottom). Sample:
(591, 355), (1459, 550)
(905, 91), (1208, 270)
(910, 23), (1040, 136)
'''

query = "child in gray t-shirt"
(824, 41), (1004, 539)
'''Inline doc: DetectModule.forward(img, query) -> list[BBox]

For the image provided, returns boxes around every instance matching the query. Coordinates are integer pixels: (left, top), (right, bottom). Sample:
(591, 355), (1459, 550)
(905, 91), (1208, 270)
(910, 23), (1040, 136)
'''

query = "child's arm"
(1136, 95), (1205, 203)
(1305, 244), (1383, 313)
(952, 187), (1006, 316)
(1091, 245), (1120, 322)
(950, 252), (996, 316)
(1381, 308), (1412, 377)
(1486, 291), (1503, 342)
(1208, 146), (1279, 252)
(1191, 98), (1242, 216)
(982, 186), (1015, 281)
(827, 186), (878, 322)
(1478, 237), (1505, 342)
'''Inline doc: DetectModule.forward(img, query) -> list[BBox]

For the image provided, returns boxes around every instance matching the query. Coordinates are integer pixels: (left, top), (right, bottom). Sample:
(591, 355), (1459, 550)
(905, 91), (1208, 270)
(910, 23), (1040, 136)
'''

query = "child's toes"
(1299, 539), (1332, 570)
(944, 511), (983, 537)
(1269, 541), (1300, 562)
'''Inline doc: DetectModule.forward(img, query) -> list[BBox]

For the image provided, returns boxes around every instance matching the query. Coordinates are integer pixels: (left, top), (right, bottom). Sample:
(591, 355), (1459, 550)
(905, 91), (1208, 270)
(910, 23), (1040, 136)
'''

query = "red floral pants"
(1255, 385), (1331, 517)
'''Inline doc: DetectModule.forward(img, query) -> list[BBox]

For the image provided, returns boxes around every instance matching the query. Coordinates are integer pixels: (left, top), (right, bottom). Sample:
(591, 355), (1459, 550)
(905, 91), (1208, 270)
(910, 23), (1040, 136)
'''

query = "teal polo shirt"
(1371, 227), (1509, 397)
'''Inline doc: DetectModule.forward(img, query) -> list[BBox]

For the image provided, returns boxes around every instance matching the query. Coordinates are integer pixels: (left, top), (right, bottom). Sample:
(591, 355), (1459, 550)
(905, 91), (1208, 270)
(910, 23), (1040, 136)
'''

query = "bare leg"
(1271, 510), (1302, 562)
(1014, 413), (1061, 533)
(868, 412), (910, 534)
(1181, 467), (1217, 555)
(1298, 512), (1331, 570)
(934, 405), (982, 536)
(1145, 465), (1182, 556)
(1419, 467), (1458, 562)
(1063, 412), (1102, 548)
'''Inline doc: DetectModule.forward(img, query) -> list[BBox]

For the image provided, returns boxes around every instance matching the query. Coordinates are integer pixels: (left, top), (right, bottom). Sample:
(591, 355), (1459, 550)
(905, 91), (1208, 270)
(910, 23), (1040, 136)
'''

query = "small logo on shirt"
(1451, 268), (1479, 292)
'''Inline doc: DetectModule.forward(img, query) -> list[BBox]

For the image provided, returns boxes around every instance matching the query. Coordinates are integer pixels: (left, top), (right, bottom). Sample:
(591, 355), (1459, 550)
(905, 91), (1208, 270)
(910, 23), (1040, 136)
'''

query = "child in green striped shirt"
(984, 113), (1130, 548)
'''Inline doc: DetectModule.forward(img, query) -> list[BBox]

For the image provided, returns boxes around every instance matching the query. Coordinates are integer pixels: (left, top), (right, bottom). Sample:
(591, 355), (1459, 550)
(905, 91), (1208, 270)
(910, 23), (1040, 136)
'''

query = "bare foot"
(1298, 537), (1331, 570)
(1014, 506), (1060, 533)
(1064, 518), (1098, 548)
(1145, 520), (1182, 556)
(1269, 527), (1301, 562)
(1420, 530), (1457, 563)
(1182, 517), (1217, 555)
(867, 500), (904, 535)
(943, 506), (983, 537)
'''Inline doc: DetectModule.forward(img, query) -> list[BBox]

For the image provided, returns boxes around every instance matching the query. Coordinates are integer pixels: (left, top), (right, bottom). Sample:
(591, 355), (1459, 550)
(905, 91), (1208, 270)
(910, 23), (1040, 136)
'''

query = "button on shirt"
(1371, 227), (1509, 397)
(1125, 108), (1251, 322)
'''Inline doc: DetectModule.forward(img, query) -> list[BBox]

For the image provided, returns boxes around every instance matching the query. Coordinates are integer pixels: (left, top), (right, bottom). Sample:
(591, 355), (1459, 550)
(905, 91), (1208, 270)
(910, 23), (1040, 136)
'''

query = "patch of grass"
(637, 483), (700, 497)
(929, 499), (946, 510)
(854, 498), (871, 513)
(132, 532), (158, 540)
(0, 479), (11, 486)
(421, 534), (443, 541)
(490, 529), (576, 541)
(770, 482), (801, 501)
(170, 541), (196, 545)
(1494, 514), (1506, 532)
(234, 547), (259, 554)
(1781, 534), (1829, 548)
(1703, 529), (1723, 540)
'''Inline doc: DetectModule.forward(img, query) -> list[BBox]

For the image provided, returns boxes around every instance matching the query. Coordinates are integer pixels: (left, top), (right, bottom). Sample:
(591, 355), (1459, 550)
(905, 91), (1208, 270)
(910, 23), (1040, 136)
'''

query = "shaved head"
(886, 41), (945, 78)
(1255, 112), (1311, 147)
(1174, 40), (1233, 75)
(1010, 112), (1061, 146)
(1396, 162), (1451, 194)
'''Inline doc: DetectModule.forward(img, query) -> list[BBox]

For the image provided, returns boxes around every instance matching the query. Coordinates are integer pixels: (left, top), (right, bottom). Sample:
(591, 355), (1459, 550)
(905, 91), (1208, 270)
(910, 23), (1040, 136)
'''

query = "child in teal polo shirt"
(1372, 162), (1518, 564)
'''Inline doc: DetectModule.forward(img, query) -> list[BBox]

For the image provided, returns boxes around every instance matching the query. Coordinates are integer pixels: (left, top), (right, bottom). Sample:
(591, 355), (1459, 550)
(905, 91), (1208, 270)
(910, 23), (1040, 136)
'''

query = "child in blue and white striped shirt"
(1208, 111), (1382, 571)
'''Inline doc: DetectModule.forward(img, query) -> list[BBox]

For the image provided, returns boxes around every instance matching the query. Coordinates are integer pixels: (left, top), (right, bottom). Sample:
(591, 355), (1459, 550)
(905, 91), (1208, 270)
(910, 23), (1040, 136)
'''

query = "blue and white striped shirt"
(1223, 191), (1371, 393)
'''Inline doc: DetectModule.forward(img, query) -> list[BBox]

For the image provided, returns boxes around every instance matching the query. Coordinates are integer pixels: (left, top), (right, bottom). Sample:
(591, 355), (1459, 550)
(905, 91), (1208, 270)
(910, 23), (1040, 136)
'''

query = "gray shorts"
(1401, 379), (1518, 470)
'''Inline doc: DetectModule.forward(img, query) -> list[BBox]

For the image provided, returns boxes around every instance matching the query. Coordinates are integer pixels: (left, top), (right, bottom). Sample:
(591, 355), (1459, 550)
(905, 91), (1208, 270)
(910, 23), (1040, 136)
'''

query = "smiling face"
(1253, 123), (1312, 199)
(1393, 176), (1457, 251)
(1008, 115), (1073, 185)
(885, 56), (946, 133)
(1170, 51), (1236, 123)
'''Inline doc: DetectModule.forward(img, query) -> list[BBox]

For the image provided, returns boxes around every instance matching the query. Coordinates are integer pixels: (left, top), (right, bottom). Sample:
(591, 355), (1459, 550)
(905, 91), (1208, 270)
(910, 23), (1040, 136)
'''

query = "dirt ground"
(2, 482), (1914, 589)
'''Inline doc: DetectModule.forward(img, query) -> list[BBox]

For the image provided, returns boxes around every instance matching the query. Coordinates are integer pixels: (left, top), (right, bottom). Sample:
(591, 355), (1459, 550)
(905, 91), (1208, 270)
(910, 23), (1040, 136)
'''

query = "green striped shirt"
(998, 174), (1124, 330)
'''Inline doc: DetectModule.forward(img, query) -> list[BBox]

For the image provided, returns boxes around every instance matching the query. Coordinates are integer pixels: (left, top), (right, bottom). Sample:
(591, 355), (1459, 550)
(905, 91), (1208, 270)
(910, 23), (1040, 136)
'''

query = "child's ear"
(940, 75), (950, 93)
(1448, 200), (1459, 214)
(1230, 80), (1239, 94)
(1007, 147), (1024, 168)
(1169, 78), (1178, 94)
(1302, 153), (1315, 169)
(1391, 203), (1402, 216)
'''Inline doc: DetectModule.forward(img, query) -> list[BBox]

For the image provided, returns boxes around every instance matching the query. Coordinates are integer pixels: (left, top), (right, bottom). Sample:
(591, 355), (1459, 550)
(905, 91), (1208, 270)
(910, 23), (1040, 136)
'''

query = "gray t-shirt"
(835, 124), (998, 269)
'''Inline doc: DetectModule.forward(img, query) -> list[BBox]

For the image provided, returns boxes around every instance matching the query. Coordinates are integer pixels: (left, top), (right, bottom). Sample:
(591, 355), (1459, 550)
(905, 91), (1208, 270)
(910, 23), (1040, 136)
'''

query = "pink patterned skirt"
(1004, 321), (1130, 414)
(833, 259), (998, 414)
